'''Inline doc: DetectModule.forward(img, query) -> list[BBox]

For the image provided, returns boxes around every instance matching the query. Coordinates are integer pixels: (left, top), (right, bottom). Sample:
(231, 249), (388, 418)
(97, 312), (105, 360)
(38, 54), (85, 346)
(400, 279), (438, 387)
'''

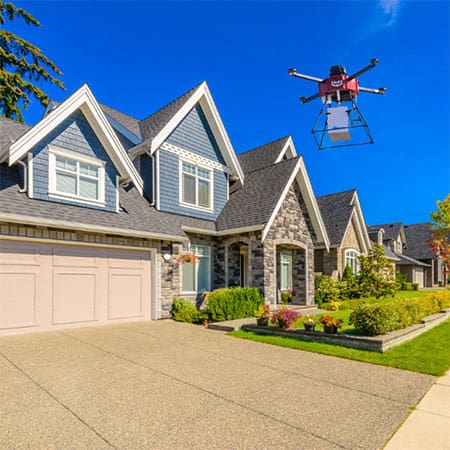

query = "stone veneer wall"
(263, 182), (316, 305)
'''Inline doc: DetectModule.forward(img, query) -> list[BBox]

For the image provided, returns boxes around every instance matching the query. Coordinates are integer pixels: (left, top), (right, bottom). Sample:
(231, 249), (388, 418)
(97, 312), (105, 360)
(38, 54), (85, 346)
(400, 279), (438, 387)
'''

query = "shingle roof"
(99, 103), (142, 140)
(0, 163), (215, 239)
(395, 252), (430, 267)
(368, 222), (403, 241)
(237, 136), (290, 174)
(0, 116), (31, 156)
(404, 223), (434, 260)
(139, 82), (204, 140)
(316, 189), (356, 246)
(216, 157), (299, 231)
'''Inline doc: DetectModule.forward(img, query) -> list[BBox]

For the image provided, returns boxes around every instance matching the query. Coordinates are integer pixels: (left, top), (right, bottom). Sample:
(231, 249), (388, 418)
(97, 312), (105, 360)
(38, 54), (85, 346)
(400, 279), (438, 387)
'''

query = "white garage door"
(0, 239), (152, 336)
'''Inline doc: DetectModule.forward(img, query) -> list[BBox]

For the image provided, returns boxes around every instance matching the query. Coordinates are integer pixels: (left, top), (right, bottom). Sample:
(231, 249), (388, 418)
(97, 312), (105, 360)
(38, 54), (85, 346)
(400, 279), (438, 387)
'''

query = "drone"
(288, 58), (386, 150)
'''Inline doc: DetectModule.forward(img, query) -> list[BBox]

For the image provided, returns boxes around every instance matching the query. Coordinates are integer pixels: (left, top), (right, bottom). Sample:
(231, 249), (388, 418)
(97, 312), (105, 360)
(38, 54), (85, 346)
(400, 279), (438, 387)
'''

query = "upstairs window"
(344, 249), (359, 275)
(49, 147), (105, 206)
(180, 161), (212, 210)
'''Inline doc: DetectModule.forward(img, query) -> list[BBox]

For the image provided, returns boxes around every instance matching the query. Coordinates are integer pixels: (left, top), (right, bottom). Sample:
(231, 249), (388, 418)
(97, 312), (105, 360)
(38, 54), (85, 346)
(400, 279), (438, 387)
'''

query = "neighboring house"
(0, 82), (329, 336)
(367, 222), (430, 287)
(404, 223), (447, 287)
(315, 189), (371, 279)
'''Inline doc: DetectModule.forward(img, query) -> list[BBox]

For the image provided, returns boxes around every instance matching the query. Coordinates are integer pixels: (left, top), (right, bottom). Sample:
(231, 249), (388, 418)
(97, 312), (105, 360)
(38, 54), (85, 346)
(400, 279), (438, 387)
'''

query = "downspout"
(17, 160), (27, 193)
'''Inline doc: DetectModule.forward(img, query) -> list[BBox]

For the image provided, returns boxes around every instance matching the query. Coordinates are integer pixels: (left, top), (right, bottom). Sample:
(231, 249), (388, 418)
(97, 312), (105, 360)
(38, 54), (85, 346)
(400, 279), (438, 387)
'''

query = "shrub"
(280, 289), (293, 304)
(270, 308), (301, 329)
(342, 265), (355, 281)
(171, 298), (205, 323)
(314, 275), (340, 303)
(349, 290), (450, 335)
(412, 283), (419, 291)
(349, 303), (400, 336)
(207, 287), (264, 322)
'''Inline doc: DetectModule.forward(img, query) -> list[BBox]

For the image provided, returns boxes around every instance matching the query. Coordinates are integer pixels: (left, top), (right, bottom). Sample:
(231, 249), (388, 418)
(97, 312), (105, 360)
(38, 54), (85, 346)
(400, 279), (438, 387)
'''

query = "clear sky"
(9, 1), (450, 225)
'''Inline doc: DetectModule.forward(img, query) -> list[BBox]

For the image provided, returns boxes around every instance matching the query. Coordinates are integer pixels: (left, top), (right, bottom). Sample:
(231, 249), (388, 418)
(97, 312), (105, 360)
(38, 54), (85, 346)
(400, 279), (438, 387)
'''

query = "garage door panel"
(53, 246), (98, 268)
(53, 273), (97, 325)
(0, 273), (37, 329)
(0, 241), (39, 266)
(109, 273), (144, 319)
(108, 250), (149, 269)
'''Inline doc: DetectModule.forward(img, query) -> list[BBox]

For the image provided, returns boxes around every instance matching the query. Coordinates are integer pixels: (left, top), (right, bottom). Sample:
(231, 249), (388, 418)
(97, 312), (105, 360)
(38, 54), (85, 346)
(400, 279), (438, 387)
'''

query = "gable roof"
(369, 222), (405, 242)
(216, 153), (329, 248)
(1, 84), (144, 195)
(317, 190), (356, 246)
(0, 116), (31, 155)
(404, 223), (434, 260)
(99, 103), (142, 143)
(130, 81), (244, 183)
(237, 136), (296, 174)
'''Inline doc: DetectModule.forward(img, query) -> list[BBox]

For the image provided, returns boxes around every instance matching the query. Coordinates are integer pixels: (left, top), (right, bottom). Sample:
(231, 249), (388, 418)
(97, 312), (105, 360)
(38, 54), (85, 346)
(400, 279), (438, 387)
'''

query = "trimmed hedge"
(349, 290), (450, 336)
(207, 287), (264, 322)
(171, 298), (206, 323)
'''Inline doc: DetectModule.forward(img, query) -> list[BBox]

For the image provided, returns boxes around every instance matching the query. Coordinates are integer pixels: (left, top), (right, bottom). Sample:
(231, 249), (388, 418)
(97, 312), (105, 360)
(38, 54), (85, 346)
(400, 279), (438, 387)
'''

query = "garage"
(0, 239), (153, 336)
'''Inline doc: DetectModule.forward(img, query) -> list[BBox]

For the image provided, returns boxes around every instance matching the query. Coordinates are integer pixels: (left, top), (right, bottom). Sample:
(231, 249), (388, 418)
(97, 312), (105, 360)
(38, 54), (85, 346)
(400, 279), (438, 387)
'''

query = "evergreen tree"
(0, 1), (65, 122)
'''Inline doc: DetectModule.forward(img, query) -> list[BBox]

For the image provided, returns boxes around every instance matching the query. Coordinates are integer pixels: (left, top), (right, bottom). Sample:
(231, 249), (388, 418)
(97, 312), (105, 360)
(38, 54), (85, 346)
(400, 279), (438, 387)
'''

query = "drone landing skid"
(311, 101), (374, 150)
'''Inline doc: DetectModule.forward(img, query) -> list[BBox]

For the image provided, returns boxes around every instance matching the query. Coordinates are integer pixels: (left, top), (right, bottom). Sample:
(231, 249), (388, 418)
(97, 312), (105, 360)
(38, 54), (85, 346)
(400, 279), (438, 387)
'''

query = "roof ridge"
(242, 154), (301, 175)
(239, 135), (291, 156)
(99, 102), (140, 122)
(139, 81), (204, 124)
(317, 188), (356, 200)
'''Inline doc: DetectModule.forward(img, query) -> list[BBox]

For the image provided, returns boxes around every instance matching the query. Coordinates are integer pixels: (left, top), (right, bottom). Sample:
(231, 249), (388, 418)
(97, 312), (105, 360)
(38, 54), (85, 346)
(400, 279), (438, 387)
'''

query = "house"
(314, 189), (371, 279)
(404, 223), (447, 287)
(0, 82), (329, 336)
(367, 222), (430, 287)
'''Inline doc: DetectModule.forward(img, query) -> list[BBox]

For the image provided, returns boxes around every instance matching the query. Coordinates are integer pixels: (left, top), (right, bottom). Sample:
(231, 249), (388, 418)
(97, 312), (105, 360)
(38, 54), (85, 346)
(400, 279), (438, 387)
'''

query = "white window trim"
(48, 145), (106, 207)
(180, 244), (211, 294)
(344, 248), (360, 274)
(179, 159), (214, 212)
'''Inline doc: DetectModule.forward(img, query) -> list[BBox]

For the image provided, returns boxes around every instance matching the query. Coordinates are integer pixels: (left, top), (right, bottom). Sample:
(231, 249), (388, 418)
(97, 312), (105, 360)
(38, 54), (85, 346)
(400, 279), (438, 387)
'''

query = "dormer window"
(48, 146), (105, 206)
(180, 161), (213, 210)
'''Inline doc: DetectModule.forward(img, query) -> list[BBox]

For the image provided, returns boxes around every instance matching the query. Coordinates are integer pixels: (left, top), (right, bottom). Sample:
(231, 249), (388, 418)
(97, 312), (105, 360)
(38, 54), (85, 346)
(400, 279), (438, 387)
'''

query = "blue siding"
(31, 110), (118, 212)
(158, 150), (228, 221)
(166, 105), (225, 164)
(140, 153), (153, 203)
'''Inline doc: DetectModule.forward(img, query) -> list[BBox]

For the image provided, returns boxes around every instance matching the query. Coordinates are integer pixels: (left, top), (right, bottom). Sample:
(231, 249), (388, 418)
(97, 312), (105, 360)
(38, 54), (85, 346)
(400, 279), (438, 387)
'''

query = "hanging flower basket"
(176, 253), (199, 264)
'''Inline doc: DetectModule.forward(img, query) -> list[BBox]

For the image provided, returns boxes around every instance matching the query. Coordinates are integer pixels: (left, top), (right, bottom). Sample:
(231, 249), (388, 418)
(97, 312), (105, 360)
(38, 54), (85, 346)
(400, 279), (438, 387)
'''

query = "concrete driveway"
(0, 321), (434, 449)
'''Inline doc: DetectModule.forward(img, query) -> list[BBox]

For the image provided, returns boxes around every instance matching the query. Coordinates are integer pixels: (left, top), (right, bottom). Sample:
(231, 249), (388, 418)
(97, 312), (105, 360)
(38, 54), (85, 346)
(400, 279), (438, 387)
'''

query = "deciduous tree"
(0, 1), (65, 122)
(428, 194), (450, 275)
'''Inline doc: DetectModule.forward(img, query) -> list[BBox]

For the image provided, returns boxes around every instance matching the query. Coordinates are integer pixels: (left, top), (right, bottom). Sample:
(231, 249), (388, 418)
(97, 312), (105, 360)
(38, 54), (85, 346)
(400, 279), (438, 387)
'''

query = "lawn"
(229, 318), (450, 376)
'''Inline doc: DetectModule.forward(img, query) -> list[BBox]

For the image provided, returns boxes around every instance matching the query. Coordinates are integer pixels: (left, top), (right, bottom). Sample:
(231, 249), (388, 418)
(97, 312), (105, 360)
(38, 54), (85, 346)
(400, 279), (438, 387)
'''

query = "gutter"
(181, 224), (263, 237)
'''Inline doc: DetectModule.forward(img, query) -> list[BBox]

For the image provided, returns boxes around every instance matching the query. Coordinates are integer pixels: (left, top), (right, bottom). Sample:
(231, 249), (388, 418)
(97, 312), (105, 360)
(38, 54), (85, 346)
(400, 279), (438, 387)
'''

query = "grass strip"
(229, 319), (450, 376)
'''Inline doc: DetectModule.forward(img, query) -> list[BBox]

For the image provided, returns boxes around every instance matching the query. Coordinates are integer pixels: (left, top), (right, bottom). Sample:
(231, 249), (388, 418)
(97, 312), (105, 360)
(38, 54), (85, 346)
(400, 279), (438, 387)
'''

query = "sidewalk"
(384, 369), (450, 449)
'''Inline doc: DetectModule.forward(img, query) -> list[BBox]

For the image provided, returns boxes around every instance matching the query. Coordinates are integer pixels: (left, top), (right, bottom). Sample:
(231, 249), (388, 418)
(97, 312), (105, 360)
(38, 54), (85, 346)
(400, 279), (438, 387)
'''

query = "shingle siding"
(166, 105), (225, 164)
(31, 110), (118, 212)
(157, 105), (228, 221)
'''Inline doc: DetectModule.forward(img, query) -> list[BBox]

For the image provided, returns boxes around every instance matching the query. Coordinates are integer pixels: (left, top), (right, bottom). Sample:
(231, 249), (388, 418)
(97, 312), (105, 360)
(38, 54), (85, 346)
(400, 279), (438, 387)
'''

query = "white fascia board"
(103, 112), (142, 145)
(274, 136), (297, 163)
(351, 191), (371, 253)
(8, 84), (144, 195)
(262, 157), (329, 247)
(148, 82), (245, 184)
(0, 213), (187, 242)
(181, 224), (263, 236)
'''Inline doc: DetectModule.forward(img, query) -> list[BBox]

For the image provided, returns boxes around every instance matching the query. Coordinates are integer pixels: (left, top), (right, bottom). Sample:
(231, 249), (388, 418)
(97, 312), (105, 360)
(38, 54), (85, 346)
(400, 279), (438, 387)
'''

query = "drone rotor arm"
(300, 92), (321, 104)
(288, 68), (323, 83)
(347, 58), (380, 81)
(359, 86), (387, 95)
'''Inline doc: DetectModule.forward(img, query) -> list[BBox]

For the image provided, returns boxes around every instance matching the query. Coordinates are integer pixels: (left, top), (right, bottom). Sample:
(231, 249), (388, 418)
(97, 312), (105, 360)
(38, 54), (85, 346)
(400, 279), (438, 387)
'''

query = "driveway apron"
(0, 320), (435, 449)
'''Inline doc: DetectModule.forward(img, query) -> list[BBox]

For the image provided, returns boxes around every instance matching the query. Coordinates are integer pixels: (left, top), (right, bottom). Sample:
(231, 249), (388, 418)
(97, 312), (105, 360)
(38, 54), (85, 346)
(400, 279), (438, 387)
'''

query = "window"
(280, 252), (292, 290)
(344, 249), (359, 275)
(49, 147), (105, 205)
(181, 161), (212, 210)
(181, 245), (211, 293)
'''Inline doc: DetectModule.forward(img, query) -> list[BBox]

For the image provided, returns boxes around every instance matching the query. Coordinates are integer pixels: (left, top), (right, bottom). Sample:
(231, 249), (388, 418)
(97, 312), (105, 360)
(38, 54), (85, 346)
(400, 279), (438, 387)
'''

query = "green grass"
(229, 318), (450, 376)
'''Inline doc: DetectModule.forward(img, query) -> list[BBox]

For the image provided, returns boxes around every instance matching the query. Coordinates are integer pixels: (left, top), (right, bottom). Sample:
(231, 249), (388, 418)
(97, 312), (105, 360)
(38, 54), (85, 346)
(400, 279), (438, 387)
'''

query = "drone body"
(288, 59), (386, 149)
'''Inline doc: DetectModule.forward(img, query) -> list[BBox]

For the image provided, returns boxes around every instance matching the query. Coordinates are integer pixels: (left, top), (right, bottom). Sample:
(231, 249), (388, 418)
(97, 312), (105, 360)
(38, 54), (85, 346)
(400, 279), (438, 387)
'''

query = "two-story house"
(0, 82), (329, 336)
(314, 189), (371, 279)
(367, 222), (430, 287)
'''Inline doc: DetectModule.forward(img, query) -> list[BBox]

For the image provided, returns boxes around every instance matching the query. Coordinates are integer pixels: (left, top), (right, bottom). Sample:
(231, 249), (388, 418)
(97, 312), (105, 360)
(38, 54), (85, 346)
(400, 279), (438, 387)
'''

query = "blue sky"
(10, 1), (450, 225)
